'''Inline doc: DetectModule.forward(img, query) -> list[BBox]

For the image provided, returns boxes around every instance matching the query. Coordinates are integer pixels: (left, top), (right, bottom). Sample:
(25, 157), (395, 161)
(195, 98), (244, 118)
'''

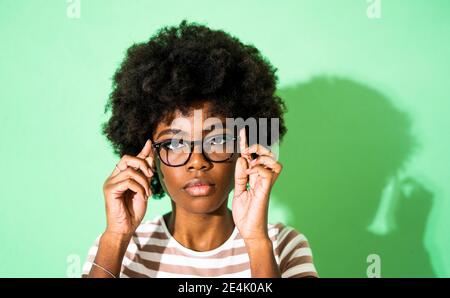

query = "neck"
(163, 202), (235, 252)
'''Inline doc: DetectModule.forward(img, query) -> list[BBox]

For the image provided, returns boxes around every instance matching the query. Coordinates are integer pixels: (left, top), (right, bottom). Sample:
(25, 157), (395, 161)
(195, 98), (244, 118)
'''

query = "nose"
(186, 143), (212, 172)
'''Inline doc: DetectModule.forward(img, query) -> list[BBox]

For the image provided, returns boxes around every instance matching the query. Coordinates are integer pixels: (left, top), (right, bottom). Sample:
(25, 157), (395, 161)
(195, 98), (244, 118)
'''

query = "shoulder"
(268, 222), (319, 278)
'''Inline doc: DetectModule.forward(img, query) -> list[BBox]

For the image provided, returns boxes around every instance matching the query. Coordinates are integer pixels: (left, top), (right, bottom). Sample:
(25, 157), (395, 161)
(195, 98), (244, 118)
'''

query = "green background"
(1, 0), (449, 277)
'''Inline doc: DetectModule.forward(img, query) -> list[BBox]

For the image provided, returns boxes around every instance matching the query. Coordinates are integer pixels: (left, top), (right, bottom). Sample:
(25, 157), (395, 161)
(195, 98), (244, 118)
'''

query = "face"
(152, 101), (238, 215)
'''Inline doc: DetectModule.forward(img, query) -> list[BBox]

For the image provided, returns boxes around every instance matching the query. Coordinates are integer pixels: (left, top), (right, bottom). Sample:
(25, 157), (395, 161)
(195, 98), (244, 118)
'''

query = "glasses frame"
(152, 135), (238, 167)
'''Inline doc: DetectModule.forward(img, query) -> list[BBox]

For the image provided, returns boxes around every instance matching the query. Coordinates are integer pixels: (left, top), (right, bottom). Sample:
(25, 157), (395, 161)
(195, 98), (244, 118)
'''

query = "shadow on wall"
(273, 76), (435, 277)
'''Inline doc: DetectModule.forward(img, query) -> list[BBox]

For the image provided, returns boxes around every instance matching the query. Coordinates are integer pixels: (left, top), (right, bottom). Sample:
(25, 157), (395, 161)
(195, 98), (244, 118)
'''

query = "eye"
(163, 139), (188, 151)
(206, 134), (231, 145)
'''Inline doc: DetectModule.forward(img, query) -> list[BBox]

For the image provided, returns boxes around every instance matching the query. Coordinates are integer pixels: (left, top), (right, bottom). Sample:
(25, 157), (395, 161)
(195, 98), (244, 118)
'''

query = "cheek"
(213, 161), (237, 190)
(156, 165), (185, 198)
(160, 166), (184, 189)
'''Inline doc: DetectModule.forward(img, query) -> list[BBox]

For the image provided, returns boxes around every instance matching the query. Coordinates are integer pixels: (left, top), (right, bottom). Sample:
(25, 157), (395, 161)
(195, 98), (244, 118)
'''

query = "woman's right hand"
(102, 139), (155, 237)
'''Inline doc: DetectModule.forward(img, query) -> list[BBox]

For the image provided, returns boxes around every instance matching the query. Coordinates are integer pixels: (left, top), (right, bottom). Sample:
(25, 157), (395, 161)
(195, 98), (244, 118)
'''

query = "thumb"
(234, 157), (248, 197)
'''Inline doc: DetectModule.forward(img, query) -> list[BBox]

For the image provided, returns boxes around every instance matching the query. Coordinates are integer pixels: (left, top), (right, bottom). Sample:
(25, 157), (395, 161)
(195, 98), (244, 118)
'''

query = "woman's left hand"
(232, 128), (283, 241)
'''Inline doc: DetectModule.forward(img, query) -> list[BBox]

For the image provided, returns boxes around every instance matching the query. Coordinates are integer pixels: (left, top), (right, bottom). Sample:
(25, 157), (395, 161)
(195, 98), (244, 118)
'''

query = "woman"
(83, 20), (317, 278)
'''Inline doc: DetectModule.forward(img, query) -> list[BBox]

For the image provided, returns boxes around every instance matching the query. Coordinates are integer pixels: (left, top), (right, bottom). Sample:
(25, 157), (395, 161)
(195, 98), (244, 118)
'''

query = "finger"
(249, 156), (282, 173)
(145, 156), (155, 172)
(110, 167), (152, 197)
(239, 128), (254, 165)
(248, 158), (281, 186)
(112, 178), (148, 202)
(249, 158), (281, 186)
(234, 157), (249, 197)
(112, 155), (153, 178)
(246, 165), (273, 193)
(239, 128), (248, 157)
(248, 170), (258, 190)
(110, 170), (151, 198)
(243, 144), (275, 158)
(137, 139), (153, 159)
(246, 165), (273, 180)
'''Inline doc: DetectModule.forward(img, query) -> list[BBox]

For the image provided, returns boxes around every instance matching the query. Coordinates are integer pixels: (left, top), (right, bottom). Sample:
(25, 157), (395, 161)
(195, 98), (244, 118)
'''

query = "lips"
(183, 178), (216, 197)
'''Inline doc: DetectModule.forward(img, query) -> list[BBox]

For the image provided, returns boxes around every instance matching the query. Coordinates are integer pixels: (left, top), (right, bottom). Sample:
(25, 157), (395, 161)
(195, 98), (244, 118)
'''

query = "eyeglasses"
(152, 134), (237, 167)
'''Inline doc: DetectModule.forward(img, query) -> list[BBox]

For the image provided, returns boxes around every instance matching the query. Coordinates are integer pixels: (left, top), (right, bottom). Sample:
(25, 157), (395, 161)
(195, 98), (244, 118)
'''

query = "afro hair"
(102, 20), (287, 198)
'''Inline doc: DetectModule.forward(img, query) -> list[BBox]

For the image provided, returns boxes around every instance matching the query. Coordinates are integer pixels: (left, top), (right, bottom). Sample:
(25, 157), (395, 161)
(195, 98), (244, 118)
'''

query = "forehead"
(154, 102), (228, 137)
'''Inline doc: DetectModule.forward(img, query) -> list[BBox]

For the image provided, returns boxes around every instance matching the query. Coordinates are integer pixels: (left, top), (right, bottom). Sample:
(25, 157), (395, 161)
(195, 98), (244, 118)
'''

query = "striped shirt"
(82, 215), (318, 278)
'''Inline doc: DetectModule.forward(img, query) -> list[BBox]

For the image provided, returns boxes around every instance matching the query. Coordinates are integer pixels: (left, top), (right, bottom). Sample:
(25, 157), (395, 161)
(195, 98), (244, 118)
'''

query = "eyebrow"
(155, 121), (228, 140)
(156, 128), (185, 140)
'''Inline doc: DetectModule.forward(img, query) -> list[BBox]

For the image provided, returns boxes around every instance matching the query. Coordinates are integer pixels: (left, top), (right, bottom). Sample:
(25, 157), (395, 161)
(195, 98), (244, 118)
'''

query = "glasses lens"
(157, 135), (236, 166)
(159, 139), (190, 166)
(204, 134), (235, 162)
